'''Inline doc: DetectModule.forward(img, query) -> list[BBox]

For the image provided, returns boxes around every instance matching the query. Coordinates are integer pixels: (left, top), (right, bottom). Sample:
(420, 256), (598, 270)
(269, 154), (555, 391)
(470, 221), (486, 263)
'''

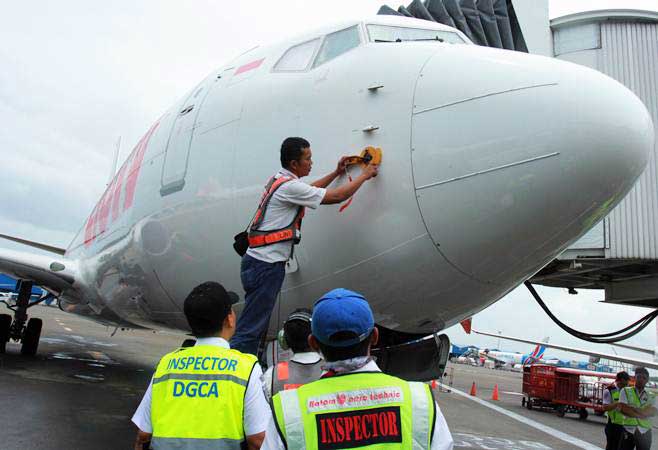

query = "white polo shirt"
(260, 360), (454, 450)
(131, 337), (271, 436)
(246, 168), (326, 263)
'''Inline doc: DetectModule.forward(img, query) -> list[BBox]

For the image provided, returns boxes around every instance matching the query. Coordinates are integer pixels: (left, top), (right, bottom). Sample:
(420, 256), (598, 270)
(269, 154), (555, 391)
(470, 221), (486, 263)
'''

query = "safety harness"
(248, 176), (305, 248)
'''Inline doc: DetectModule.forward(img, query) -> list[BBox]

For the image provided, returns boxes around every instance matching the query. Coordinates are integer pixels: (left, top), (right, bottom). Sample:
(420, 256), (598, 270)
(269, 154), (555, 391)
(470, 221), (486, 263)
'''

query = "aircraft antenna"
(107, 136), (121, 186)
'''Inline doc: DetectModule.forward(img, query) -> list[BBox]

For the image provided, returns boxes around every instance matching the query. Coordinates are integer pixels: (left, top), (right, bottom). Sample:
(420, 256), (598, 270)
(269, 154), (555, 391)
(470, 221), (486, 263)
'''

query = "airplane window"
(274, 38), (321, 71)
(367, 25), (465, 44)
(313, 26), (361, 68)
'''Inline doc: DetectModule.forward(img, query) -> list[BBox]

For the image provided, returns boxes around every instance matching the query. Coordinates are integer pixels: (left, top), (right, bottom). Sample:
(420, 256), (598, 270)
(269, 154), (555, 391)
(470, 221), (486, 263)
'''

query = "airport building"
(531, 9), (658, 308)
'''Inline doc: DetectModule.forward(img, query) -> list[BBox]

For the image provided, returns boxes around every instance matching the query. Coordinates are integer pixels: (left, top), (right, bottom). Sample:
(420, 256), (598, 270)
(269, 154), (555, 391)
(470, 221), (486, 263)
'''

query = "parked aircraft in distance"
(0, 15), (653, 377)
(476, 329), (658, 371)
(480, 340), (547, 368)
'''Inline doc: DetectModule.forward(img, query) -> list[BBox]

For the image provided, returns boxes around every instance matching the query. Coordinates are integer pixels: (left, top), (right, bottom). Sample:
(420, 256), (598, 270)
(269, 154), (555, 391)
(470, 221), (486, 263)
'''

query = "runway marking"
(64, 327), (72, 332)
(453, 432), (551, 449)
(438, 383), (603, 450)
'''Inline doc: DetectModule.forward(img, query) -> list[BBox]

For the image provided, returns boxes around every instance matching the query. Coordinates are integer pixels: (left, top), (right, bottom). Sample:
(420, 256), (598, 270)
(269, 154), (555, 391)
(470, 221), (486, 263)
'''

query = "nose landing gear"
(0, 280), (43, 356)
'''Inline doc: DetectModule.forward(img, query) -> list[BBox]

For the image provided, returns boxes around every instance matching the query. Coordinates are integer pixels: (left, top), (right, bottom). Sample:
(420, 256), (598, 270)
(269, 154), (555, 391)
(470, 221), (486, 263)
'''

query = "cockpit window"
(274, 38), (321, 71)
(367, 25), (465, 44)
(313, 25), (361, 68)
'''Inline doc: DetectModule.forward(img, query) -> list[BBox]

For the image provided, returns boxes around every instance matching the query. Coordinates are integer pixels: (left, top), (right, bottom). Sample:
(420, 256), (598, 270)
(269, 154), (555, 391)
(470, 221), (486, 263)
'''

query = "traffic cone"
(431, 379), (437, 389)
(469, 382), (477, 396)
(492, 384), (499, 401)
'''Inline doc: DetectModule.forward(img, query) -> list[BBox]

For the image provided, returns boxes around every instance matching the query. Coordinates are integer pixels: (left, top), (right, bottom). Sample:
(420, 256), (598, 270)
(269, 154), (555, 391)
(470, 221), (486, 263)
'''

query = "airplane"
(475, 329), (658, 371)
(479, 340), (547, 368)
(0, 14), (653, 379)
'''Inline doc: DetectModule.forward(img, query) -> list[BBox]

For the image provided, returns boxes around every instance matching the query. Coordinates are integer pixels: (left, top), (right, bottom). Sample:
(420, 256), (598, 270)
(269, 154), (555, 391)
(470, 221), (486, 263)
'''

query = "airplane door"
(160, 82), (211, 196)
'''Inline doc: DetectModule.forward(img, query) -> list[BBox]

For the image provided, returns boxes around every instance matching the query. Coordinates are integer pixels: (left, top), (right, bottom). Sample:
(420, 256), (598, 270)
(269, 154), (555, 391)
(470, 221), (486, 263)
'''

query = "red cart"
(522, 364), (620, 420)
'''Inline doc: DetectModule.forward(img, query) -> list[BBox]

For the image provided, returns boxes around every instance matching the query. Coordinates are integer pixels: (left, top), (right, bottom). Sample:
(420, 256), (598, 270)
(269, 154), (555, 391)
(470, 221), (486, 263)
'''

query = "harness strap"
(251, 177), (290, 229)
(248, 176), (305, 248)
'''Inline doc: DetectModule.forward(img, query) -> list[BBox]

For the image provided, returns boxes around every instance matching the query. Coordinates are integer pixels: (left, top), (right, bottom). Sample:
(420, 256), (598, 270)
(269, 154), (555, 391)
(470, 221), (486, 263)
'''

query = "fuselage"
(58, 16), (653, 338)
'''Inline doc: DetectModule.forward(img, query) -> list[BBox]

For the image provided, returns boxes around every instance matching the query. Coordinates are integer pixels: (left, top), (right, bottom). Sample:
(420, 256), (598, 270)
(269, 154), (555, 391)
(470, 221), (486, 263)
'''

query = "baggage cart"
(522, 364), (619, 420)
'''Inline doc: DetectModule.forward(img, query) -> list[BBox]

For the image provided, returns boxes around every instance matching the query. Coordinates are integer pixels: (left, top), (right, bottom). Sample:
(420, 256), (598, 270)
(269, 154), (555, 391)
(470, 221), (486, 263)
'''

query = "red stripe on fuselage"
(123, 122), (159, 211)
(84, 120), (160, 247)
(235, 58), (264, 75)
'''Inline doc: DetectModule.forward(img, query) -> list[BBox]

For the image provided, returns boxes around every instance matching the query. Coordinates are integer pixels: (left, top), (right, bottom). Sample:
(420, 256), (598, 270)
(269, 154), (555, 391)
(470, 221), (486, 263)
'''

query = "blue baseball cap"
(311, 288), (375, 347)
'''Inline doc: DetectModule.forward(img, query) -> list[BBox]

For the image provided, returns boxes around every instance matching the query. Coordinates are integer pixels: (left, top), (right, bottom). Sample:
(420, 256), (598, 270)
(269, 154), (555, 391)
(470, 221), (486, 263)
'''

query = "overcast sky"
(1, 0), (658, 362)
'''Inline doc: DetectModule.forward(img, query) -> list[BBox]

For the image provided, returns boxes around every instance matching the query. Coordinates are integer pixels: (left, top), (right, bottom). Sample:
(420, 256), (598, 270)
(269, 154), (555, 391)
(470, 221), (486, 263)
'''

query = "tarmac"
(0, 305), (653, 449)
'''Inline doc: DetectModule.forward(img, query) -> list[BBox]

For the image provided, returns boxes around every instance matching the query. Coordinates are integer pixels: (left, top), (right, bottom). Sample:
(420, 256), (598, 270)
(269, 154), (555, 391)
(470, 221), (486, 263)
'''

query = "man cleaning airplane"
(231, 137), (379, 356)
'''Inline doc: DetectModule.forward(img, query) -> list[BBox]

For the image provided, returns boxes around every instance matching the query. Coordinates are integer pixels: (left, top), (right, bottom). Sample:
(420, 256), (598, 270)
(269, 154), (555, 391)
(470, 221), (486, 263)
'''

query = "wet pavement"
(1, 305), (652, 449)
(0, 305), (184, 450)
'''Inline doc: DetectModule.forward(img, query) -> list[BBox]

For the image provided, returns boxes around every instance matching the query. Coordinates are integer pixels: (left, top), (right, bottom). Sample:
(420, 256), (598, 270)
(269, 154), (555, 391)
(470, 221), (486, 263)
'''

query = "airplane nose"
(411, 47), (653, 285)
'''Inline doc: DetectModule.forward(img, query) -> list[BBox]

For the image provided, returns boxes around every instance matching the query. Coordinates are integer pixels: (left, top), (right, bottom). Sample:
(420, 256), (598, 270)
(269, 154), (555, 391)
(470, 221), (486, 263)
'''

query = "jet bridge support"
(0, 280), (43, 355)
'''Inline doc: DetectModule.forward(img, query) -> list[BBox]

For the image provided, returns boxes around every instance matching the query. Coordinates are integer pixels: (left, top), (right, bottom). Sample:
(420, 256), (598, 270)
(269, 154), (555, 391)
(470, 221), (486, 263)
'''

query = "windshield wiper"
(407, 37), (445, 42)
(374, 38), (402, 43)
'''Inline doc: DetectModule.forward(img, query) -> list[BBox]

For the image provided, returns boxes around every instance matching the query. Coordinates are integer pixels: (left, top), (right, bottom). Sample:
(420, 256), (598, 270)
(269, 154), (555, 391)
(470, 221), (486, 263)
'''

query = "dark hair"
(183, 282), (233, 338)
(616, 371), (630, 381)
(315, 331), (372, 362)
(280, 137), (310, 169)
(635, 367), (649, 377)
(284, 310), (312, 353)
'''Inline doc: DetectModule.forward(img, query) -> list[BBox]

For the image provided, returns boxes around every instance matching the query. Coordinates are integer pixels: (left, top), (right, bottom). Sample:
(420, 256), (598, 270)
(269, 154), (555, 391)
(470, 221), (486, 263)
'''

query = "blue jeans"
(230, 254), (286, 356)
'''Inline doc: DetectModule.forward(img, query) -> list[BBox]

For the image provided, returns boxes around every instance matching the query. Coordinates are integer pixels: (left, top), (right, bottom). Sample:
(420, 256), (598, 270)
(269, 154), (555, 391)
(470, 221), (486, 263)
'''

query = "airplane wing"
(0, 247), (77, 295)
(474, 330), (658, 371)
(613, 342), (654, 356)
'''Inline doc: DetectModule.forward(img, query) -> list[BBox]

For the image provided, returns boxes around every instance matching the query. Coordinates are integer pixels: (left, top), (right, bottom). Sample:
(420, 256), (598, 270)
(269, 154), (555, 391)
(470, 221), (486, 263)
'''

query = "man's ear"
(308, 335), (321, 353)
(225, 309), (236, 330)
(370, 327), (379, 347)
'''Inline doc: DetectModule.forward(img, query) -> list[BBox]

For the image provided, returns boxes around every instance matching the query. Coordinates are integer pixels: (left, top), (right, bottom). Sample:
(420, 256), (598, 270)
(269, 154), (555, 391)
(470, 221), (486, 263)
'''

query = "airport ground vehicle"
(521, 364), (618, 420)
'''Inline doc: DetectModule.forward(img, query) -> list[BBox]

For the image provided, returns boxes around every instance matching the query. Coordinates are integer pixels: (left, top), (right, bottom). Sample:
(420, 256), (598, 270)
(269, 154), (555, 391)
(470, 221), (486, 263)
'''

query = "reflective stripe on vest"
(248, 176), (305, 248)
(621, 387), (653, 429)
(409, 382), (431, 450)
(277, 361), (290, 381)
(280, 389), (306, 448)
(605, 387), (624, 425)
(151, 437), (242, 450)
(273, 372), (435, 450)
(151, 345), (257, 444)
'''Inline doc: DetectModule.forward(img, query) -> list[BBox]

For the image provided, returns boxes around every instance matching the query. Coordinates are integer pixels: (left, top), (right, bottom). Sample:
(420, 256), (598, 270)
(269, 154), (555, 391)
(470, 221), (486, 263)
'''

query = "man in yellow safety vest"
(602, 371), (629, 450)
(132, 282), (271, 450)
(262, 288), (454, 450)
(619, 366), (656, 450)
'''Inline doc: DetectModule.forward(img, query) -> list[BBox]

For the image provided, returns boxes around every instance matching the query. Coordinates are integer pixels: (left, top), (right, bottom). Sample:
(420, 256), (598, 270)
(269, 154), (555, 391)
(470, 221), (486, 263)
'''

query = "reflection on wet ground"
(0, 306), (185, 450)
